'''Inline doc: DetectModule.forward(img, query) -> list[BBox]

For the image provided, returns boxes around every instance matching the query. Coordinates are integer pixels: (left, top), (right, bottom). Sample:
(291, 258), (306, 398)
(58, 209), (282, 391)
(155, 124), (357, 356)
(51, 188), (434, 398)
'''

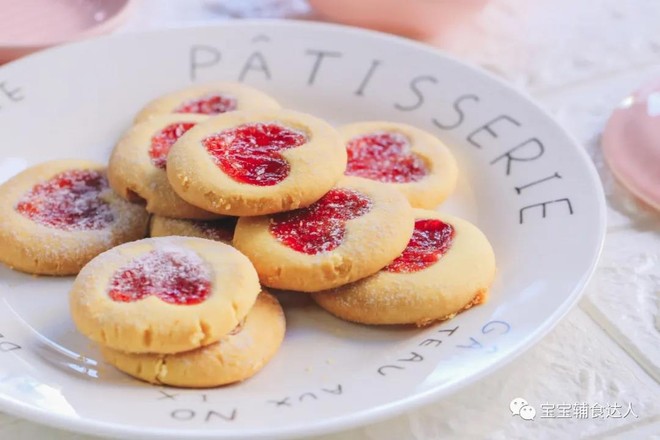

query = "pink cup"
(0, 0), (134, 64)
(308, 0), (489, 39)
(602, 78), (660, 211)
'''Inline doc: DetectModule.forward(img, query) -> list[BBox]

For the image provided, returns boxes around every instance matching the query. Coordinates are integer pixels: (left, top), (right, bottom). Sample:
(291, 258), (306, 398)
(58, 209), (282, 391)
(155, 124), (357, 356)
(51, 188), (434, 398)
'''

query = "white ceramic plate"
(0, 21), (605, 439)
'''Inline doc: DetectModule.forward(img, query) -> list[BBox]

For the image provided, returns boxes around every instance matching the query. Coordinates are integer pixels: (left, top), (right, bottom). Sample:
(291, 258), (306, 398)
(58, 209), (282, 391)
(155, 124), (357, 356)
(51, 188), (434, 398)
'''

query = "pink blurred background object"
(308, 0), (489, 39)
(602, 78), (660, 211)
(0, 0), (134, 63)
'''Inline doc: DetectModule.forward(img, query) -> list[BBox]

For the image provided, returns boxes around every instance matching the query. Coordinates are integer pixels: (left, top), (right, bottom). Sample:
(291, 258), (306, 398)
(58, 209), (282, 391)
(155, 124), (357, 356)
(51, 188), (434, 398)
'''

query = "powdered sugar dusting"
(346, 131), (428, 183)
(108, 247), (211, 305)
(270, 188), (372, 255)
(15, 169), (114, 231)
(174, 93), (237, 115)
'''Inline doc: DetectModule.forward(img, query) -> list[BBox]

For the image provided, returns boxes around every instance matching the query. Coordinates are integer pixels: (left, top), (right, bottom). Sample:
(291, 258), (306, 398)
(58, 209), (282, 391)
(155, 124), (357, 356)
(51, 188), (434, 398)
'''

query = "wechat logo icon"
(510, 397), (536, 421)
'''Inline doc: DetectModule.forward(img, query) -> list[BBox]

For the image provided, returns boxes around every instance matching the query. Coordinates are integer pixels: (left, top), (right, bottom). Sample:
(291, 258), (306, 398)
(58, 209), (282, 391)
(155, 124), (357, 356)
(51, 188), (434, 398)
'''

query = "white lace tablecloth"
(2, 1), (659, 438)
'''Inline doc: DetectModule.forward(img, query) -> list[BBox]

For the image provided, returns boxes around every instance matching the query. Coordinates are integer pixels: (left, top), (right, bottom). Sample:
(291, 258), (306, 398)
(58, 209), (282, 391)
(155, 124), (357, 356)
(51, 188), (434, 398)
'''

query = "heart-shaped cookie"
(346, 131), (428, 183)
(108, 114), (222, 220)
(174, 93), (237, 115)
(100, 291), (286, 388)
(270, 188), (372, 254)
(69, 236), (260, 354)
(312, 210), (495, 326)
(203, 122), (308, 186)
(149, 122), (197, 170)
(340, 122), (458, 209)
(108, 249), (211, 305)
(167, 109), (347, 216)
(0, 160), (149, 275)
(384, 218), (455, 273)
(134, 81), (281, 122)
(233, 177), (414, 292)
(16, 168), (114, 231)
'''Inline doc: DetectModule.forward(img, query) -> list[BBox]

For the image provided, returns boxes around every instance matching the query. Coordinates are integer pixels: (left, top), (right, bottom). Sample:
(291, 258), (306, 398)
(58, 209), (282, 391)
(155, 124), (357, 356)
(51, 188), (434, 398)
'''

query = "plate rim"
(0, 19), (607, 440)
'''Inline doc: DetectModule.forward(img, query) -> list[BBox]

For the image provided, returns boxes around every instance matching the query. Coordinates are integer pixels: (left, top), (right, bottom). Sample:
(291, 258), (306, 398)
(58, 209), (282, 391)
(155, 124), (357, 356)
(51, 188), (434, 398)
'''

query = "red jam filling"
(345, 131), (429, 183)
(15, 169), (114, 231)
(108, 249), (211, 305)
(270, 188), (372, 255)
(149, 122), (196, 169)
(174, 93), (237, 115)
(385, 219), (455, 273)
(203, 122), (308, 186)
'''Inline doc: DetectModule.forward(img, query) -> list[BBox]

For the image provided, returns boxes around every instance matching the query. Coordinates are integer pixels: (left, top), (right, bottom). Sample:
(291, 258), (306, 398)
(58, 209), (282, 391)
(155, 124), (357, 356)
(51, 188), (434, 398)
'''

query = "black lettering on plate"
(189, 45), (221, 81)
(490, 138), (545, 176)
(205, 409), (237, 423)
(171, 409), (195, 421)
(419, 338), (443, 347)
(398, 352), (424, 362)
(467, 115), (520, 149)
(515, 172), (562, 195)
(269, 397), (291, 407)
(394, 75), (437, 112)
(239, 51), (271, 81)
(433, 94), (480, 130)
(158, 390), (179, 401)
(354, 60), (382, 96)
(377, 365), (404, 376)
(305, 49), (342, 86)
(519, 198), (574, 224)
(322, 384), (343, 395)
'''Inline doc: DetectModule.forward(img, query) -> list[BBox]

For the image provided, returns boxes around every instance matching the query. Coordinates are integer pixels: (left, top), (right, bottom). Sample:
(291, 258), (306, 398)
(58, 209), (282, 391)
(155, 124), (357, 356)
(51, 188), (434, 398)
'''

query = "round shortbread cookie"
(341, 122), (458, 208)
(150, 215), (237, 244)
(69, 236), (261, 354)
(167, 109), (347, 216)
(0, 160), (149, 275)
(100, 291), (285, 388)
(134, 82), (281, 122)
(312, 210), (495, 326)
(109, 114), (221, 219)
(233, 176), (414, 292)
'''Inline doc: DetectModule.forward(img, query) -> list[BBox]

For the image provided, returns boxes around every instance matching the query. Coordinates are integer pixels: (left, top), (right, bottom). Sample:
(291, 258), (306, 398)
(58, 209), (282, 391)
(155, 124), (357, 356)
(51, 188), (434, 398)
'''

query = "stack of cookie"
(106, 81), (494, 327)
(0, 81), (496, 389)
(69, 236), (285, 388)
(226, 120), (496, 326)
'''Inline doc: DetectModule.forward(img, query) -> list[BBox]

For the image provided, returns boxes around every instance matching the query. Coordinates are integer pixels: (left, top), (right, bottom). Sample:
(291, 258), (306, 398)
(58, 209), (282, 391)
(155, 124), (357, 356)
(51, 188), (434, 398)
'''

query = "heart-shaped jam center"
(149, 122), (197, 169)
(108, 249), (211, 305)
(203, 122), (308, 186)
(346, 131), (428, 183)
(16, 169), (114, 231)
(385, 219), (454, 273)
(270, 188), (372, 255)
(174, 93), (237, 115)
